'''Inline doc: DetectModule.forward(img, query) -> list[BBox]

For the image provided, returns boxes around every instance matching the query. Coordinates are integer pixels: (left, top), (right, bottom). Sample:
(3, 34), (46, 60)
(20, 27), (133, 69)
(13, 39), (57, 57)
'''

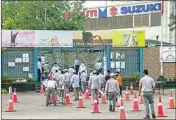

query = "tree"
(2, 1), (87, 30)
(168, 1), (176, 31)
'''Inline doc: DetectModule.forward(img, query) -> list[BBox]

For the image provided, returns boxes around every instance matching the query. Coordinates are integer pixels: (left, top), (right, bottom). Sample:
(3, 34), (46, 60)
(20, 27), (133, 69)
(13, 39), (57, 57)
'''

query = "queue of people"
(39, 56), (123, 112)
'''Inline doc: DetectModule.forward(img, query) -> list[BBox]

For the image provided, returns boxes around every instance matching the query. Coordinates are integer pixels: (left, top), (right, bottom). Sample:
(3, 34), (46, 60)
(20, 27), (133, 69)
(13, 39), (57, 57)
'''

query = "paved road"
(2, 89), (176, 119)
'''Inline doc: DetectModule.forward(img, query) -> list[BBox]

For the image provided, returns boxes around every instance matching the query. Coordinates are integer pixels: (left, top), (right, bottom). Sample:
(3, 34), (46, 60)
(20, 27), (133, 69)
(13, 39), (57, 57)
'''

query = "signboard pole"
(160, 1), (164, 76)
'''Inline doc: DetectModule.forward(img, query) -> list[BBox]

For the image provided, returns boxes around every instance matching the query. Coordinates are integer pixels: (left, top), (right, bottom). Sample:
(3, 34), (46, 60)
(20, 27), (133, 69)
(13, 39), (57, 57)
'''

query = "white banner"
(160, 46), (176, 62)
(35, 31), (73, 47)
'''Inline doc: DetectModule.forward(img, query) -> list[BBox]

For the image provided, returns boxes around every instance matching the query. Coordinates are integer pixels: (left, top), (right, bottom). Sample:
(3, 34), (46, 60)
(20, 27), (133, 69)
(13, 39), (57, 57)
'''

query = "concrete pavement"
(2, 89), (176, 119)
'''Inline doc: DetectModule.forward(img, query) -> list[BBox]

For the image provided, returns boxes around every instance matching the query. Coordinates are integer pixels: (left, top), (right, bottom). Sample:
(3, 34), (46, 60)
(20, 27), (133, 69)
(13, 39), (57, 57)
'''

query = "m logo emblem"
(99, 8), (107, 18)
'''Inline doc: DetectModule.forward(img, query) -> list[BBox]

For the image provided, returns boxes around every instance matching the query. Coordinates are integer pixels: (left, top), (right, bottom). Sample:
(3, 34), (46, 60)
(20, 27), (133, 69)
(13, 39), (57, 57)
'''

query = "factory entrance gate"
(38, 48), (104, 74)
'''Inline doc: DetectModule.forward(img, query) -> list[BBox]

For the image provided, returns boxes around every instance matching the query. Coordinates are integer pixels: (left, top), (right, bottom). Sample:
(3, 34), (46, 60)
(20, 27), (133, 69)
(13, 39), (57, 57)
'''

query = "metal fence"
(38, 48), (104, 74)
(1, 48), (34, 78)
(110, 48), (139, 76)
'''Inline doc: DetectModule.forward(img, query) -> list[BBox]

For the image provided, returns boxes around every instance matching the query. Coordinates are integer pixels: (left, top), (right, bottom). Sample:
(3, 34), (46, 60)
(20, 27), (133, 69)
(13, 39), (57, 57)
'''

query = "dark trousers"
(119, 86), (122, 97)
(75, 65), (80, 75)
(37, 69), (41, 83)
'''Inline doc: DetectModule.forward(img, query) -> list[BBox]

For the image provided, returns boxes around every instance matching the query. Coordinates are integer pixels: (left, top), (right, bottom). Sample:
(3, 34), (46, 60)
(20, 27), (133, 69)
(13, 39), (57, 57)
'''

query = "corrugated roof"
(146, 39), (174, 46)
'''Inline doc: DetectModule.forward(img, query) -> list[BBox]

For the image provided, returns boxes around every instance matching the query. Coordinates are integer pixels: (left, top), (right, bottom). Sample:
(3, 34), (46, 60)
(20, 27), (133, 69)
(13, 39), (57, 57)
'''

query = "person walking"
(37, 58), (42, 83)
(88, 70), (100, 104)
(116, 71), (123, 98)
(105, 70), (110, 82)
(45, 78), (57, 106)
(43, 61), (50, 80)
(98, 72), (105, 98)
(74, 56), (80, 75)
(71, 72), (80, 101)
(64, 69), (71, 89)
(79, 62), (87, 75)
(95, 60), (102, 73)
(105, 73), (120, 112)
(138, 69), (156, 119)
(51, 63), (59, 76)
(68, 66), (75, 77)
(80, 71), (87, 94)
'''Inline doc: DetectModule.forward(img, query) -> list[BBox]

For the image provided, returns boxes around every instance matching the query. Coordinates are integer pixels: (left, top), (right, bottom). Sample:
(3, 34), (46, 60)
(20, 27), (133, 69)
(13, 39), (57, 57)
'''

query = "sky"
(82, 1), (150, 8)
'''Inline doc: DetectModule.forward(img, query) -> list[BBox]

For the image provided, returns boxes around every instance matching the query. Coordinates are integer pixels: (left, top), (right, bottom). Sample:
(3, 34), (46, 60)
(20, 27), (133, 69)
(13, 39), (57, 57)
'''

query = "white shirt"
(46, 80), (57, 88)
(68, 68), (75, 75)
(79, 64), (87, 74)
(51, 66), (59, 75)
(95, 62), (102, 70)
(99, 74), (105, 84)
(139, 75), (155, 92)
(37, 61), (42, 70)
(80, 72), (87, 81)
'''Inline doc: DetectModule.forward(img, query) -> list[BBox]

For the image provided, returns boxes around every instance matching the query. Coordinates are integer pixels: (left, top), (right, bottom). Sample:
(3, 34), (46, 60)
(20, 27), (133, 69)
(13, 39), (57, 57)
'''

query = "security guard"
(105, 73), (120, 112)
(45, 77), (57, 106)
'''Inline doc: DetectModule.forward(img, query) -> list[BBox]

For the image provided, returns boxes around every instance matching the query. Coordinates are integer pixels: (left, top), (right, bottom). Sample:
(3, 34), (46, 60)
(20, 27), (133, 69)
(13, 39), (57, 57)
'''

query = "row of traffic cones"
(5, 88), (19, 112)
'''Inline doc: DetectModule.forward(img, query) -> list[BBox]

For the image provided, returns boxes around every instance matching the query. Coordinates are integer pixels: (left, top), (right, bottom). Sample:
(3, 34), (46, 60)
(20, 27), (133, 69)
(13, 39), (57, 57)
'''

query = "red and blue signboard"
(64, 2), (161, 19)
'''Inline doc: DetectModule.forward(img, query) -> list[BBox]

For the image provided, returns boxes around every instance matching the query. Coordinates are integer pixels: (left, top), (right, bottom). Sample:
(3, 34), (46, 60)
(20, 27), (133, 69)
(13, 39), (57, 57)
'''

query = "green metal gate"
(2, 48), (34, 78)
(110, 48), (139, 76)
(38, 48), (104, 73)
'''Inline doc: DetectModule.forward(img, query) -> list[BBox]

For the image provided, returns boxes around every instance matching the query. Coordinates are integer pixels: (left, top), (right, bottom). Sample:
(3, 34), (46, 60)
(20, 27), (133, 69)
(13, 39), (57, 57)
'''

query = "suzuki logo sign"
(85, 9), (97, 17)
(64, 2), (161, 19)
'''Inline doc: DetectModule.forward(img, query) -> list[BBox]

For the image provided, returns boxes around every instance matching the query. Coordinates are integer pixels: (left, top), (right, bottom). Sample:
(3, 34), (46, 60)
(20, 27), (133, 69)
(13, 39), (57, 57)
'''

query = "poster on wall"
(15, 58), (22, 63)
(121, 62), (125, 68)
(2, 30), (35, 47)
(160, 47), (176, 62)
(73, 30), (112, 48)
(116, 53), (120, 59)
(35, 31), (73, 47)
(23, 67), (29, 72)
(112, 30), (145, 47)
(8, 62), (15, 67)
(23, 58), (29, 63)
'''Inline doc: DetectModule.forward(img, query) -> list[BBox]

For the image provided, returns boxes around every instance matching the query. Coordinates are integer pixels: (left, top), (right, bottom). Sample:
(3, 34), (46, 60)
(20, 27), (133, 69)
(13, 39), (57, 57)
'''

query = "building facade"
(82, 1), (175, 44)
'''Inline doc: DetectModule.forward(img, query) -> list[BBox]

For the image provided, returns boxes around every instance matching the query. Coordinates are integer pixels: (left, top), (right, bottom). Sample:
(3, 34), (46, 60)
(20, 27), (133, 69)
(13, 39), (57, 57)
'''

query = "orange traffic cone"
(119, 98), (126, 120)
(167, 90), (175, 109)
(5, 93), (17, 112)
(124, 86), (131, 101)
(139, 96), (144, 104)
(55, 95), (59, 101)
(50, 95), (54, 104)
(40, 84), (44, 93)
(129, 82), (134, 95)
(116, 97), (120, 107)
(84, 86), (90, 99)
(13, 88), (19, 103)
(91, 95), (101, 113)
(65, 89), (72, 104)
(131, 92), (142, 112)
(157, 96), (167, 117)
(77, 91), (86, 108)
(101, 94), (107, 104)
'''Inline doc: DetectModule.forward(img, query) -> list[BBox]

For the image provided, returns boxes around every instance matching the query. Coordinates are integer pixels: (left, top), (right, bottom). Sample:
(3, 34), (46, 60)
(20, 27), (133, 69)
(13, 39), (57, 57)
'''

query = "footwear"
(143, 115), (150, 119)
(109, 105), (112, 112)
(54, 104), (57, 106)
(46, 103), (49, 106)
(152, 113), (156, 119)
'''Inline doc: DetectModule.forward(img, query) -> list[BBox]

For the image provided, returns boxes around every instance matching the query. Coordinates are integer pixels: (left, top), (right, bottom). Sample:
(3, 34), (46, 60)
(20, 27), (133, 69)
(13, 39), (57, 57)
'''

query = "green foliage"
(1, 48), (5, 55)
(134, 72), (140, 79)
(2, 1), (86, 30)
(2, 72), (8, 82)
